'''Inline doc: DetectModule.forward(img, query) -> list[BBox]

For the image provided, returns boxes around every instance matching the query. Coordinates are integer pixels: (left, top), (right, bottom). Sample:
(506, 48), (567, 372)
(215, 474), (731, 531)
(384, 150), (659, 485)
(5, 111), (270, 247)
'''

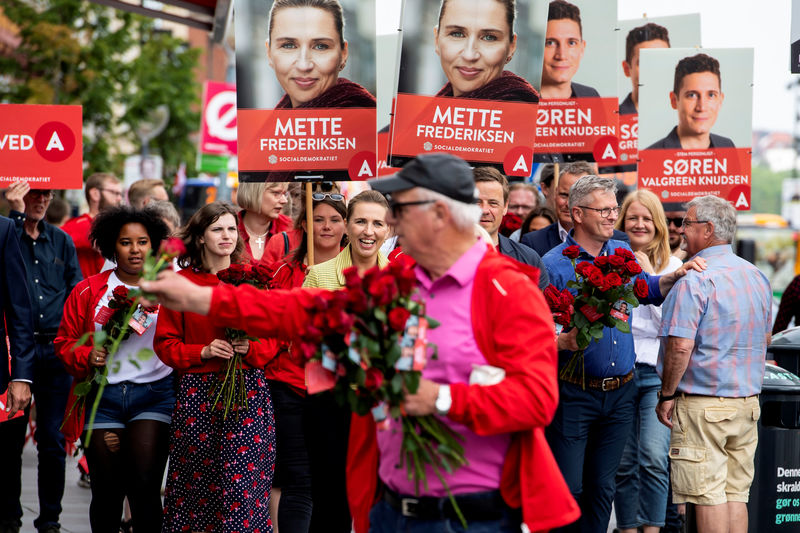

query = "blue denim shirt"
(543, 233), (663, 378)
(10, 210), (82, 331)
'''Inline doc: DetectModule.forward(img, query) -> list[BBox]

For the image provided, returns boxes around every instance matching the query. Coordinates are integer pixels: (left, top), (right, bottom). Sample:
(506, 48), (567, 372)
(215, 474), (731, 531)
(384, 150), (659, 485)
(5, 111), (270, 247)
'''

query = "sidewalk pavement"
(19, 441), (91, 533)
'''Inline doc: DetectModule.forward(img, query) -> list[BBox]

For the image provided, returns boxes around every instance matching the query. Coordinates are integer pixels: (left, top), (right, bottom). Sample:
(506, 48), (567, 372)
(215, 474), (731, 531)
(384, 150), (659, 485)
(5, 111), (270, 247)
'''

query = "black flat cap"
(368, 153), (476, 204)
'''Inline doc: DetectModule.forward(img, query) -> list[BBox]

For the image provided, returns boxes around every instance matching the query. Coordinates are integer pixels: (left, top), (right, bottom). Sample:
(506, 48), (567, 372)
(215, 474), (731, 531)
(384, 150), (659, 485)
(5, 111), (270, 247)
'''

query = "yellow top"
(303, 244), (389, 290)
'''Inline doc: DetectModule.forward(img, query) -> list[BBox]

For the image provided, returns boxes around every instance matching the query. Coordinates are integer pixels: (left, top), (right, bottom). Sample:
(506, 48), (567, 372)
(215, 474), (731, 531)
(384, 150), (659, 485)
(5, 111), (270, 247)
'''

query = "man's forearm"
(661, 336), (694, 394)
(658, 271), (678, 296)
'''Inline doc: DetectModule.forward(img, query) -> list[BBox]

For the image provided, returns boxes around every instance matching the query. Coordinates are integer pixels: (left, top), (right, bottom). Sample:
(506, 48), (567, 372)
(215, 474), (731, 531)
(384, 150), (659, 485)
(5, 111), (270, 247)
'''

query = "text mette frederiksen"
(260, 137), (357, 151)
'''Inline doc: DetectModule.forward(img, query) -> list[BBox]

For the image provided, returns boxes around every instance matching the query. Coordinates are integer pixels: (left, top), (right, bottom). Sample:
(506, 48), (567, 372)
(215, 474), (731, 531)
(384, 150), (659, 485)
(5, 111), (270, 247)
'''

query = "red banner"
(237, 108), (376, 181)
(598, 113), (638, 169)
(533, 97), (619, 161)
(389, 93), (536, 177)
(200, 81), (237, 156)
(638, 147), (752, 210)
(0, 104), (83, 189)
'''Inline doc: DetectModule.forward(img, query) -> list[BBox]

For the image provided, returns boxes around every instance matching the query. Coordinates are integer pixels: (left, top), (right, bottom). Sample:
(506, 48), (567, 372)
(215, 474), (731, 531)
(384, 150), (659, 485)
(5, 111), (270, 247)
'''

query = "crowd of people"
(0, 150), (780, 533)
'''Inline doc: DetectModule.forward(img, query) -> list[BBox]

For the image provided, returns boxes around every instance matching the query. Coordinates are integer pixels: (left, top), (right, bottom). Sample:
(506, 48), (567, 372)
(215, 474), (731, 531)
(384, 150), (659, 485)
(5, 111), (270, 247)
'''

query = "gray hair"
(415, 188), (481, 232)
(686, 195), (736, 243)
(144, 200), (182, 233)
(568, 175), (618, 211)
(560, 160), (595, 179)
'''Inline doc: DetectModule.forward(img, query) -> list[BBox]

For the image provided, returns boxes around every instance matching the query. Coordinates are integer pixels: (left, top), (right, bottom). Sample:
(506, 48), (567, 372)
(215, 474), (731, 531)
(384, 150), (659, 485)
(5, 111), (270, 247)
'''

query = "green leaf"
(93, 373), (108, 385)
(72, 332), (91, 351)
(385, 341), (402, 368)
(390, 373), (403, 395)
(615, 320), (631, 334)
(374, 309), (387, 322)
(403, 371), (421, 394)
(74, 381), (92, 396)
(93, 330), (107, 348)
(576, 329), (591, 349)
(424, 316), (440, 329)
(135, 348), (154, 361)
(128, 359), (141, 370)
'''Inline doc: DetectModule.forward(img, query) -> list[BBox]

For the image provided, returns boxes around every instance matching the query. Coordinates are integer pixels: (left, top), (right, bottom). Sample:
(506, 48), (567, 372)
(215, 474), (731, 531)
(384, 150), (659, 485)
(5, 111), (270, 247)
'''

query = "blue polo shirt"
(543, 233), (663, 378)
(10, 210), (82, 332)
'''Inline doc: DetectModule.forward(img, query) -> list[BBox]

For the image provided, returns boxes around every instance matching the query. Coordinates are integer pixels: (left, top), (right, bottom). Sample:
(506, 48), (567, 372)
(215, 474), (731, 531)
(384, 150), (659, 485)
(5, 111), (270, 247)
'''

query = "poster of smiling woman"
(637, 48), (753, 210)
(388, 0), (547, 177)
(235, 0), (377, 182)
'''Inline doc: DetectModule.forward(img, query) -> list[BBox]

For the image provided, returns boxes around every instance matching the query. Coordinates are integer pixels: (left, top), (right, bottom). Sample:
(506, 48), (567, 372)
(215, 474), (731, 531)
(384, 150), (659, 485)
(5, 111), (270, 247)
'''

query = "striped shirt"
(658, 245), (772, 397)
(303, 244), (388, 290)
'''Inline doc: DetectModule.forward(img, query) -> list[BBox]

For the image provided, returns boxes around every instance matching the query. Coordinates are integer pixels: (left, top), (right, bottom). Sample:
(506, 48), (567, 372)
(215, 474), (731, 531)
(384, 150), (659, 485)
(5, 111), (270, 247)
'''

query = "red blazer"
(154, 268), (277, 373)
(61, 213), (105, 279)
(54, 269), (114, 443)
(262, 228), (304, 267)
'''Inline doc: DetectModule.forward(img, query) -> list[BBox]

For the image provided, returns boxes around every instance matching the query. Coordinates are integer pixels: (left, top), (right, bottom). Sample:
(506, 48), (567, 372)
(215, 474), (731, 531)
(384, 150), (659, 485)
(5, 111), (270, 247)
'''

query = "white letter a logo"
(46, 131), (64, 151)
(512, 155), (529, 173)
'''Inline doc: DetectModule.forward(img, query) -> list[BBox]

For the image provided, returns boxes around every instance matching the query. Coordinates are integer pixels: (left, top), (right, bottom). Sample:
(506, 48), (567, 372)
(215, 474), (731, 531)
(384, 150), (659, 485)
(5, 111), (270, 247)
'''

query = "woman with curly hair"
(155, 202), (279, 533)
(55, 206), (174, 532)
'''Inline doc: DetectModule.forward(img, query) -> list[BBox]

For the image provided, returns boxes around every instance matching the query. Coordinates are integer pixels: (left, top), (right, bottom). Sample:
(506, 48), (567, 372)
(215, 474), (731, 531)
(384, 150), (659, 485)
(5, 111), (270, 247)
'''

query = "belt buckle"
(401, 497), (419, 518)
(601, 377), (618, 391)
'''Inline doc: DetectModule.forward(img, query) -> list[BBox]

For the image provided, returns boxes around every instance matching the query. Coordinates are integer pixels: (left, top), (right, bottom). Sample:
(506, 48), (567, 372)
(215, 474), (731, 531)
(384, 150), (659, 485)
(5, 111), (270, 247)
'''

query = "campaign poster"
(0, 104), (83, 189)
(234, 0), (377, 182)
(638, 48), (754, 210)
(389, 0), (547, 177)
(792, 0), (800, 73)
(598, 13), (701, 180)
(533, 0), (619, 164)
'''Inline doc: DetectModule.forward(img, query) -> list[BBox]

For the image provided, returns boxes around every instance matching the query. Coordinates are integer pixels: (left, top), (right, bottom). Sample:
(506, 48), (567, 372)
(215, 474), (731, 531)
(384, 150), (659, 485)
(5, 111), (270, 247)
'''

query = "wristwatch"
(657, 390), (678, 403)
(435, 384), (452, 416)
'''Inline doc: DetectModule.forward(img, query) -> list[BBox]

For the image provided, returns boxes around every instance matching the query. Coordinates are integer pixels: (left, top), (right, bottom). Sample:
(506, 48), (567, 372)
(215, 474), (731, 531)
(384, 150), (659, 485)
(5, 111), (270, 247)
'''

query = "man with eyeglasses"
(61, 172), (123, 279)
(656, 196), (771, 533)
(1, 181), (82, 533)
(541, 175), (703, 532)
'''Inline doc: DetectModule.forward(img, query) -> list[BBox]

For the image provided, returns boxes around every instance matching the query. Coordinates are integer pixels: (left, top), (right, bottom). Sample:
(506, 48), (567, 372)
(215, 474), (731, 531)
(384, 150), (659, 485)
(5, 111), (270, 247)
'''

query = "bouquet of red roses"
(295, 261), (470, 527)
(551, 245), (649, 387)
(67, 237), (186, 443)
(214, 262), (272, 419)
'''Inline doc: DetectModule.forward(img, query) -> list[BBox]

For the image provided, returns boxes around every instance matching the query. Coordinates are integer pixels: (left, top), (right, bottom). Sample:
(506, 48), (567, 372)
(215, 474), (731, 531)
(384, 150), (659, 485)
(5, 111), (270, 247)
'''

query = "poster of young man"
(234, 0), (377, 182)
(533, 0), (619, 164)
(598, 14), (700, 181)
(638, 48), (754, 210)
(388, 0), (546, 177)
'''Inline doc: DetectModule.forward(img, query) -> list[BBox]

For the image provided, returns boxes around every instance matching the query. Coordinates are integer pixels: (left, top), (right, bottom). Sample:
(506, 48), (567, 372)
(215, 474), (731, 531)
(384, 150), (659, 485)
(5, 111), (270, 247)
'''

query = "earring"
(506, 56), (512, 64)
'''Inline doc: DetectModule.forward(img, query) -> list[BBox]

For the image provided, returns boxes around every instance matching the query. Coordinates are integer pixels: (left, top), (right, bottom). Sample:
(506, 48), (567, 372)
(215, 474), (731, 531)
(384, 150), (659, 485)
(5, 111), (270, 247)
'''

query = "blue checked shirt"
(658, 245), (772, 397)
(543, 234), (664, 378)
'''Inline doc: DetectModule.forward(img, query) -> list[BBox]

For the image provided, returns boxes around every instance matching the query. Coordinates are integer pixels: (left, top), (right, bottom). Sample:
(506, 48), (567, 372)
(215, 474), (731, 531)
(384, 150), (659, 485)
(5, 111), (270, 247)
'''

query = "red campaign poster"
(200, 81), (237, 156)
(377, 131), (399, 177)
(237, 108), (377, 181)
(389, 94), (536, 177)
(638, 147), (752, 210)
(0, 104), (83, 189)
(598, 113), (638, 169)
(533, 97), (619, 162)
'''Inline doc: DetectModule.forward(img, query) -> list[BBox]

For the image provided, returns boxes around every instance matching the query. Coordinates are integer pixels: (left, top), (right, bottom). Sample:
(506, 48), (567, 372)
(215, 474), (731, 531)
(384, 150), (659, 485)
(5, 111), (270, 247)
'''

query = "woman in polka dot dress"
(155, 203), (278, 533)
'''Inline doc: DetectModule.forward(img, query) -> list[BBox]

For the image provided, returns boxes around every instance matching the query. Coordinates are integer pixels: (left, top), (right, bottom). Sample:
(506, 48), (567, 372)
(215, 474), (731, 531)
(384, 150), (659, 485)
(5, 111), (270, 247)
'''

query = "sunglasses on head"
(312, 192), (344, 202)
(666, 217), (683, 227)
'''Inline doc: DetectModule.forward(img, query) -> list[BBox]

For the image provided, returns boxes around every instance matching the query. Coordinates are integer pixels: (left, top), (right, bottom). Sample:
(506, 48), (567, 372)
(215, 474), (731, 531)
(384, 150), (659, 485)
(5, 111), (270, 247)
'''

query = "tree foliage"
(0, 0), (200, 181)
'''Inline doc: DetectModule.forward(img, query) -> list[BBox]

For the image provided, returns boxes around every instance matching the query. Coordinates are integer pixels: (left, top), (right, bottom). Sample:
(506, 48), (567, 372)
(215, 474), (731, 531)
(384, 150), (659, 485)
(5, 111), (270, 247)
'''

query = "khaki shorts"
(669, 394), (760, 505)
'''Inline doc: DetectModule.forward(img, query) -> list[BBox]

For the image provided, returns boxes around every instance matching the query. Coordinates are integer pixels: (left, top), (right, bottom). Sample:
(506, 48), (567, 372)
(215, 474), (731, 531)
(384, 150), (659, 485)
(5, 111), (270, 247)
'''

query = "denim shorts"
(87, 374), (176, 429)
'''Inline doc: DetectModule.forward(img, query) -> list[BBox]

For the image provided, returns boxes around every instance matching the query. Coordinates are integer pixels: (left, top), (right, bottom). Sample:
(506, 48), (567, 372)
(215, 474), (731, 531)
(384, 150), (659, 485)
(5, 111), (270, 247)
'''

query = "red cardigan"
(154, 268), (277, 373)
(205, 250), (579, 531)
(55, 269), (114, 443)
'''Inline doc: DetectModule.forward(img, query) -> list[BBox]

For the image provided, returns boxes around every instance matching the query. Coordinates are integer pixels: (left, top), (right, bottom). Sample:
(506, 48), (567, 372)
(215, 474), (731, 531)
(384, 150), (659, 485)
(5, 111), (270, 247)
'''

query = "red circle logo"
(592, 135), (620, 163)
(348, 151), (376, 180)
(35, 121), (76, 162)
(503, 146), (533, 177)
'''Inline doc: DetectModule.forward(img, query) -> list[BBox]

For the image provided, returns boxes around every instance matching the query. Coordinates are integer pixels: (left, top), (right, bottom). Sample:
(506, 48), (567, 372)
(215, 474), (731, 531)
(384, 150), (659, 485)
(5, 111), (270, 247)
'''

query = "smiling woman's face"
(267, 6), (348, 108)
(434, 0), (516, 97)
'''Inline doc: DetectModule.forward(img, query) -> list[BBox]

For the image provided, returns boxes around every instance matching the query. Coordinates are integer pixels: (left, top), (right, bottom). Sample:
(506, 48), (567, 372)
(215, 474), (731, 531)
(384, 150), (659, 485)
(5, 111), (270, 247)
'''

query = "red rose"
(588, 271), (604, 287)
(563, 245), (581, 259)
(543, 285), (562, 307)
(112, 286), (129, 301)
(604, 273), (623, 289)
(594, 256), (609, 269)
(559, 289), (575, 308)
(634, 278), (649, 299)
(575, 261), (593, 277)
(160, 237), (187, 259)
(388, 307), (412, 332)
(624, 261), (642, 276)
(615, 248), (635, 261)
(346, 287), (368, 313)
(552, 311), (571, 327)
(608, 255), (625, 268)
(579, 303), (603, 323)
(343, 266), (361, 289)
(364, 368), (384, 390)
(395, 268), (417, 296)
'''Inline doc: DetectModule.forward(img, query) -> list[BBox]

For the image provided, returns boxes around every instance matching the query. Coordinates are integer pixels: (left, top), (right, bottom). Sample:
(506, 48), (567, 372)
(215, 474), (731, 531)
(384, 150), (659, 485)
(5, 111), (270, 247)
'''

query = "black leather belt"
(33, 331), (57, 344)
(383, 487), (508, 522)
(560, 369), (634, 391)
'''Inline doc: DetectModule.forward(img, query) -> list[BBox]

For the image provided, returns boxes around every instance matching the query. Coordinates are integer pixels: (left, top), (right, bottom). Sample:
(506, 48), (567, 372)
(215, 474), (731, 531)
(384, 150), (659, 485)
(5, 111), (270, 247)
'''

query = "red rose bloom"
(112, 286), (129, 301)
(563, 245), (581, 259)
(588, 271), (605, 287)
(364, 368), (384, 390)
(543, 285), (562, 307)
(608, 255), (625, 268)
(624, 261), (642, 276)
(604, 273), (623, 289)
(160, 237), (187, 259)
(343, 266), (362, 290)
(615, 248), (635, 261)
(552, 311), (571, 327)
(634, 278), (649, 299)
(388, 307), (411, 332)
(594, 256), (609, 269)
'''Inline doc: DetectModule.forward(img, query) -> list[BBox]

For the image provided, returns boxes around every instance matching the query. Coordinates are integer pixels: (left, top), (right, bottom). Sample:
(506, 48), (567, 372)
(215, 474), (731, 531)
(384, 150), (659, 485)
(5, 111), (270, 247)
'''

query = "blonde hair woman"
(235, 182), (292, 262)
(613, 189), (683, 533)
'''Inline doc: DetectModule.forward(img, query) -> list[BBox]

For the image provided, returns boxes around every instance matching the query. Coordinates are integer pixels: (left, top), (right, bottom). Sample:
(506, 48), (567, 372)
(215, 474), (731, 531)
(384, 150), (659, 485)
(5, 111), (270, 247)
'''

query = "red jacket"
(54, 269), (114, 443)
(263, 228), (304, 266)
(154, 268), (277, 373)
(62, 213), (105, 279)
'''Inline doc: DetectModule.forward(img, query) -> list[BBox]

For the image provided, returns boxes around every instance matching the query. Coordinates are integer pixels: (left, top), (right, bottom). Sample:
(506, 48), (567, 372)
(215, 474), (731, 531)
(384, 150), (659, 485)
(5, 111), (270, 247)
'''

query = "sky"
(377, 0), (797, 133)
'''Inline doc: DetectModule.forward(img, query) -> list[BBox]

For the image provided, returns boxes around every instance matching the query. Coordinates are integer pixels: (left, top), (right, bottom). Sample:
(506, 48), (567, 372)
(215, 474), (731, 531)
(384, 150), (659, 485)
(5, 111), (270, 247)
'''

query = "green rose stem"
(84, 302), (139, 445)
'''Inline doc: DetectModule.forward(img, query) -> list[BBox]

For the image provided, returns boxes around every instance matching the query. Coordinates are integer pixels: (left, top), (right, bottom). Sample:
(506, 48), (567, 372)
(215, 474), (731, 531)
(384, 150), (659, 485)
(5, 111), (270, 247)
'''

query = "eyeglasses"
(578, 205), (621, 219)
(682, 219), (709, 227)
(666, 217), (684, 227)
(27, 190), (53, 199)
(100, 188), (123, 197)
(312, 193), (344, 202)
(389, 200), (436, 219)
